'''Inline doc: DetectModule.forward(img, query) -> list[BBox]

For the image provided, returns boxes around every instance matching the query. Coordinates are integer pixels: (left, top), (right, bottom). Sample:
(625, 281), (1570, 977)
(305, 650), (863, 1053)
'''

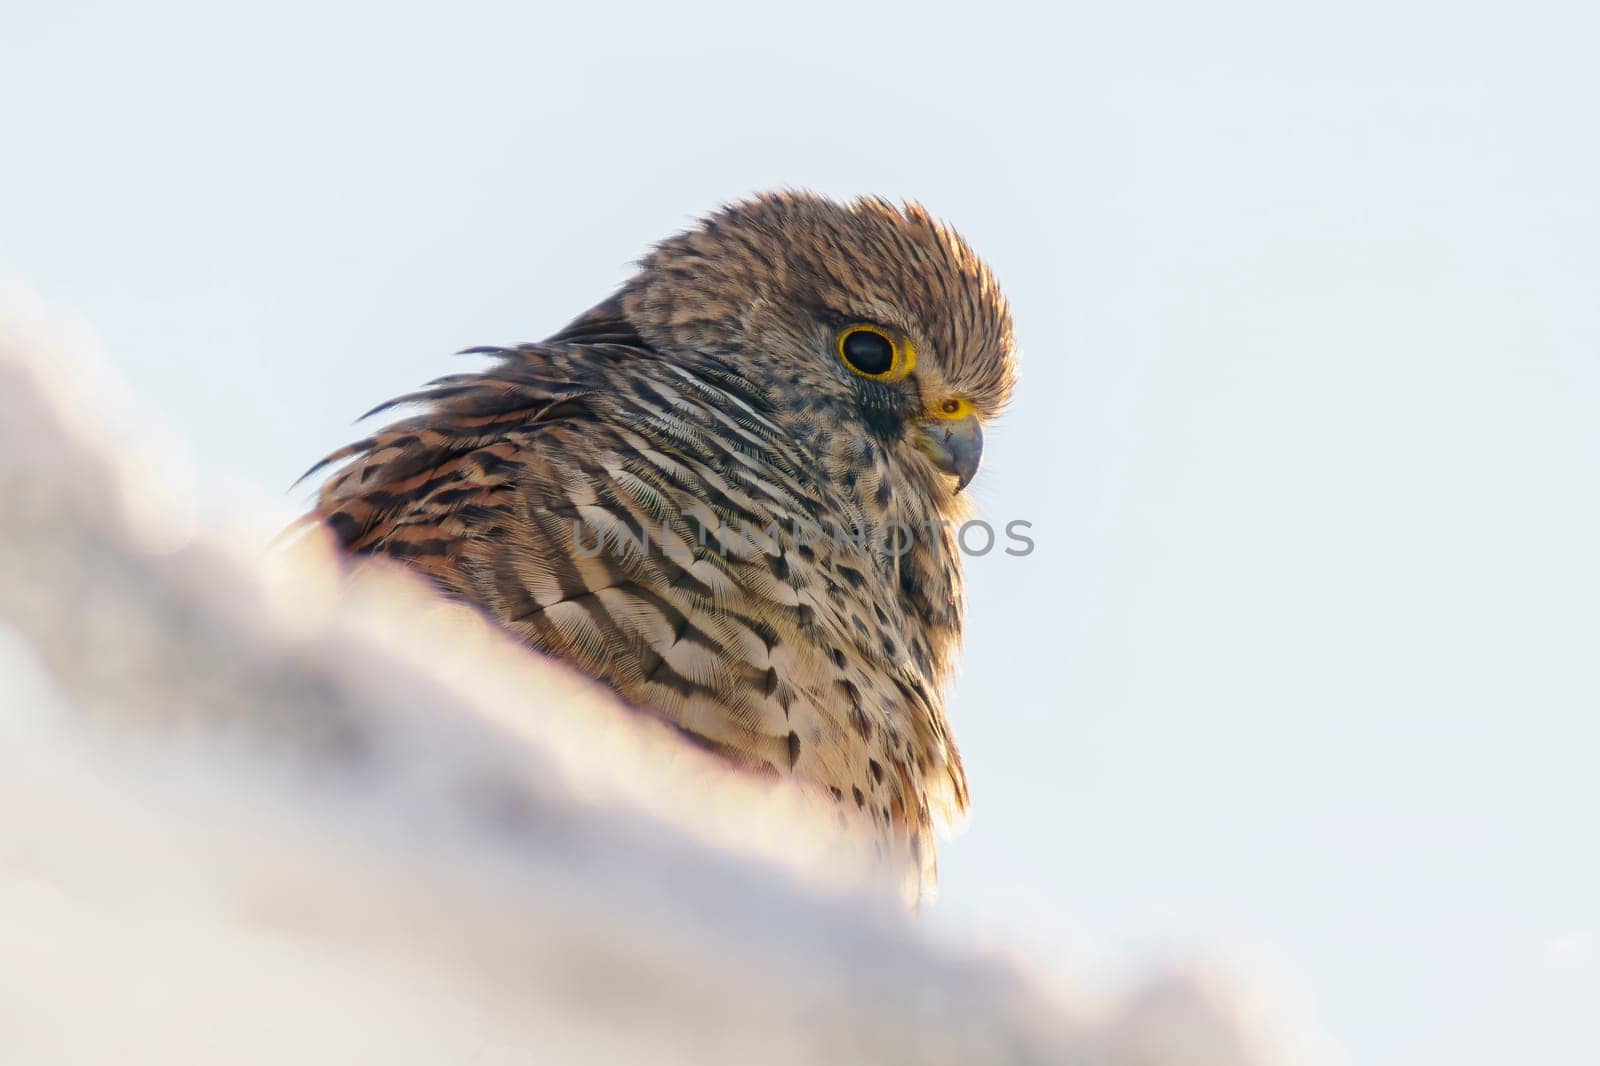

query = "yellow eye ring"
(836, 325), (916, 381)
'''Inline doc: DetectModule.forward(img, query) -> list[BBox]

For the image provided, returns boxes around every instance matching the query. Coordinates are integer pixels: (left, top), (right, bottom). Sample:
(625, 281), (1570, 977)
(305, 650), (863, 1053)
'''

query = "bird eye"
(837, 326), (910, 380)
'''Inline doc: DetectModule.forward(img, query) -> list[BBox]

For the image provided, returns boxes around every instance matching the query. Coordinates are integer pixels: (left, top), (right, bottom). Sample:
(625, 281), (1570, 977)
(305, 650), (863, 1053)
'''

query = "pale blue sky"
(5, 2), (1597, 1062)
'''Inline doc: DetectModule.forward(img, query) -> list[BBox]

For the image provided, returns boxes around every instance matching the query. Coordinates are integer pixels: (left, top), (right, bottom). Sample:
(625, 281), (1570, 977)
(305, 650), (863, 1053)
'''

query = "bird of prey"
(302, 192), (1016, 898)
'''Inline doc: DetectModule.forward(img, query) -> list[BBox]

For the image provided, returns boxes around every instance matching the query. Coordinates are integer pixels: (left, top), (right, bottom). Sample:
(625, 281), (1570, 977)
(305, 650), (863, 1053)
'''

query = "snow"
(0, 293), (1303, 1065)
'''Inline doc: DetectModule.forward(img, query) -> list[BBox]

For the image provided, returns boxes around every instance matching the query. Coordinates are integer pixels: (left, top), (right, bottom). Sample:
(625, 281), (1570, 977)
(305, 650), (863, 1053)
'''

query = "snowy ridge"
(0, 294), (1294, 1065)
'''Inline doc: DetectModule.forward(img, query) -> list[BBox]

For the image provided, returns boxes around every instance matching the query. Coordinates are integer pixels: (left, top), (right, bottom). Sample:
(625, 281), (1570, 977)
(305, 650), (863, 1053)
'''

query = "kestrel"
(303, 192), (1016, 897)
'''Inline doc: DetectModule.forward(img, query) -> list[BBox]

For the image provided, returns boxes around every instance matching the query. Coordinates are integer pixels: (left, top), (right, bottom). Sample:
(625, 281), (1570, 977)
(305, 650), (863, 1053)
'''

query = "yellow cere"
(929, 396), (975, 420)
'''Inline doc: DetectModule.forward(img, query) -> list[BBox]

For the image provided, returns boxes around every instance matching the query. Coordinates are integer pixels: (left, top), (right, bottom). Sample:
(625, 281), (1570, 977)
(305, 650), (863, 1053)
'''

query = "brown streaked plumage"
(301, 192), (1017, 899)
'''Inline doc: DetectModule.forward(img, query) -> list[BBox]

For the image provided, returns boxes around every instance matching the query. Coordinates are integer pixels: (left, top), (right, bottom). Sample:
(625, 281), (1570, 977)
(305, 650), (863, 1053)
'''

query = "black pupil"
(842, 330), (894, 375)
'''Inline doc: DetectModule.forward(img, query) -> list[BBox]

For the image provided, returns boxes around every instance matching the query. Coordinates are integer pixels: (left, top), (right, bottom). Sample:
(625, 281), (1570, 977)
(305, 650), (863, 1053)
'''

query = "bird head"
(620, 192), (1016, 511)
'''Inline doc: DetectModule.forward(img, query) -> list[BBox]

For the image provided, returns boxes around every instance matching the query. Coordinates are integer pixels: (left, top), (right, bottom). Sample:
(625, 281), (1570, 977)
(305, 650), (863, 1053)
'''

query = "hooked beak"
(913, 414), (984, 492)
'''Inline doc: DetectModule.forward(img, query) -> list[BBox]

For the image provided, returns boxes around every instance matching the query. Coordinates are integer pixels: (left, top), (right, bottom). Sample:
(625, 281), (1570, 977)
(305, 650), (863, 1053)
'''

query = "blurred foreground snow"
(0, 293), (1302, 1065)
